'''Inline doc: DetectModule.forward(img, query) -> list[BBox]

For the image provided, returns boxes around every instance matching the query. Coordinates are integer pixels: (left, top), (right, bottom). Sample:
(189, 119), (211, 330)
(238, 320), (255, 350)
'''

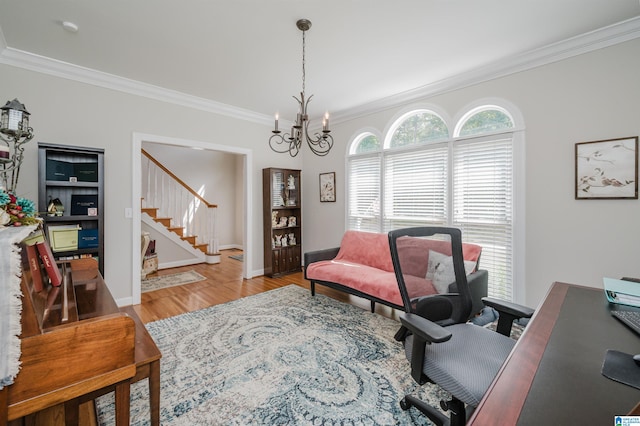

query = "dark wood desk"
(469, 282), (640, 425)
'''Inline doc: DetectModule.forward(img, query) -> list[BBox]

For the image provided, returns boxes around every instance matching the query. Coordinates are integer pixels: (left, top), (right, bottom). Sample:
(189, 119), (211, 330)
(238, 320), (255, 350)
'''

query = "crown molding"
(0, 47), (273, 126)
(1, 16), (639, 126)
(331, 16), (640, 125)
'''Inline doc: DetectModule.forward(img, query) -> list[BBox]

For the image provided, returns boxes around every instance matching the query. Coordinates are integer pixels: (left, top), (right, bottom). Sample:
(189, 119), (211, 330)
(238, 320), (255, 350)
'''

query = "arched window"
(346, 101), (522, 301)
(456, 105), (514, 137)
(352, 133), (381, 154)
(388, 110), (449, 148)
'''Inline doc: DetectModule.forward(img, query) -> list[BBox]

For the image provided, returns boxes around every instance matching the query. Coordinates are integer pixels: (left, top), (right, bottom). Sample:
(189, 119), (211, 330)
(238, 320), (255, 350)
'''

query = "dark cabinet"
(263, 168), (301, 277)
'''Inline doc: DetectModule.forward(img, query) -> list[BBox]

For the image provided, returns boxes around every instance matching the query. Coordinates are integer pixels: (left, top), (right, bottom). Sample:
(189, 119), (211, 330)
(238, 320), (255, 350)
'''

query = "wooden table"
(468, 282), (640, 425)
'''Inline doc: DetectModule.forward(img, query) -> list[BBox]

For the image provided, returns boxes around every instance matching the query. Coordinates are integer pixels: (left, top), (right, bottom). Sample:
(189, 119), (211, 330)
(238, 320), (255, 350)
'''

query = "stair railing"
(141, 149), (219, 255)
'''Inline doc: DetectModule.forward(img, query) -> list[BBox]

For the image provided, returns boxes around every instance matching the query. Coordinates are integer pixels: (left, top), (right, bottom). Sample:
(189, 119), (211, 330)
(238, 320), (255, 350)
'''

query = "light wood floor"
(132, 249), (400, 324)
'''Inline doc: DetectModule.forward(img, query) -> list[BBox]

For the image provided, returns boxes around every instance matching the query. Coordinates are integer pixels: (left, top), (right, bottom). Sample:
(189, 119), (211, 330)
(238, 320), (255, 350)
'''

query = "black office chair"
(388, 227), (534, 426)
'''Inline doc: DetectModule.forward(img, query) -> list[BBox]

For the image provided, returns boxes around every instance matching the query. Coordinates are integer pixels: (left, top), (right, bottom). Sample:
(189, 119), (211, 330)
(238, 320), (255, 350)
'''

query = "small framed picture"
(319, 172), (336, 202)
(69, 176), (78, 183)
(575, 136), (638, 199)
(87, 207), (98, 216)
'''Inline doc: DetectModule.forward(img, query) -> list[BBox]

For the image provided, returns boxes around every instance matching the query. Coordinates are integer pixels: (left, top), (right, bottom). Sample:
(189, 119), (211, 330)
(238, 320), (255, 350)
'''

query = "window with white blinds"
(347, 154), (381, 232)
(383, 146), (448, 230)
(452, 136), (514, 300)
(347, 105), (519, 301)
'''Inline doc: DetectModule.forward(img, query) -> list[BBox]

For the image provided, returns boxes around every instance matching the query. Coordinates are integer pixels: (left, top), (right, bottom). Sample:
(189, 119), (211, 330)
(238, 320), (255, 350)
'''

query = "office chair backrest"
(389, 227), (472, 325)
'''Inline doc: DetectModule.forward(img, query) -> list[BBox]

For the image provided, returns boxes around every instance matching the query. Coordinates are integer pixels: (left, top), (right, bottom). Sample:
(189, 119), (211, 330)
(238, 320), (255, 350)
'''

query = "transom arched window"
(350, 133), (381, 155)
(455, 105), (514, 137)
(388, 110), (449, 148)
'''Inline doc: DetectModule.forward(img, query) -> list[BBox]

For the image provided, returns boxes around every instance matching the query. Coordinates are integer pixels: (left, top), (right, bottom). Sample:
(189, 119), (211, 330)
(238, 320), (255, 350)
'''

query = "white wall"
(1, 63), (302, 303)
(303, 38), (640, 308)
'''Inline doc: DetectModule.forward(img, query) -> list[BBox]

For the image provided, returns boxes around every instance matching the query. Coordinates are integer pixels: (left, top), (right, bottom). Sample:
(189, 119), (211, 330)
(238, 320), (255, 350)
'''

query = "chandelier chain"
(301, 29), (306, 96)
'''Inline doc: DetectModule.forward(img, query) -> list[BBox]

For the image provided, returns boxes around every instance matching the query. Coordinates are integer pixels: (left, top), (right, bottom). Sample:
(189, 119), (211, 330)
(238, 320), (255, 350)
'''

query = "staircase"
(141, 149), (220, 266)
(141, 206), (209, 253)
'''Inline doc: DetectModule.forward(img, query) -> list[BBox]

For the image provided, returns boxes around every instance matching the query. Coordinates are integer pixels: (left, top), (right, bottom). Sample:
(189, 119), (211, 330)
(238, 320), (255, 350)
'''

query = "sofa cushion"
(396, 236), (482, 278)
(305, 259), (437, 306)
(426, 250), (477, 294)
(334, 230), (394, 272)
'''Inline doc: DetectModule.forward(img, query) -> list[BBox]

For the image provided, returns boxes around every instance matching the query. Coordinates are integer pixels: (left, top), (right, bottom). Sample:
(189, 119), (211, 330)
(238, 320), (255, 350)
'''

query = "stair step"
(143, 206), (206, 255)
(141, 207), (158, 218)
(181, 236), (196, 245)
(154, 217), (171, 227)
(169, 227), (184, 237)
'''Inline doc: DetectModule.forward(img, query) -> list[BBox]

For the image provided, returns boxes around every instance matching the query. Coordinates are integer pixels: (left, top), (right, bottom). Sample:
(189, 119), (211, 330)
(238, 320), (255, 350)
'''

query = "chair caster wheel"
(400, 397), (411, 411)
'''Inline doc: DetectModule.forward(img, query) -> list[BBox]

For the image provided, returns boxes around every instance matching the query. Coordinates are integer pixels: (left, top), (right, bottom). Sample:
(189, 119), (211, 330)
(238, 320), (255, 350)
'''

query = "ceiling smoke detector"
(62, 21), (79, 33)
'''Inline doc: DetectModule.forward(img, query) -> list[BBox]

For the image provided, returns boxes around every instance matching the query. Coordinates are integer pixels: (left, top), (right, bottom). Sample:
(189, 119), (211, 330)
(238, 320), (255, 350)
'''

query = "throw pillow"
(426, 250), (477, 294)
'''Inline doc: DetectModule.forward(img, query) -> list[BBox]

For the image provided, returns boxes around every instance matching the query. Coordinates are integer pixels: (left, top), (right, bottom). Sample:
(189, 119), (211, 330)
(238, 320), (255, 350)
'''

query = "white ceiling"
(1, 1), (640, 124)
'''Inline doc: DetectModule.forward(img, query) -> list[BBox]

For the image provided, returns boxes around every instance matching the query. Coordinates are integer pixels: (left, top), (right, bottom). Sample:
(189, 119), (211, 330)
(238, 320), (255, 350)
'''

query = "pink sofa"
(304, 230), (488, 314)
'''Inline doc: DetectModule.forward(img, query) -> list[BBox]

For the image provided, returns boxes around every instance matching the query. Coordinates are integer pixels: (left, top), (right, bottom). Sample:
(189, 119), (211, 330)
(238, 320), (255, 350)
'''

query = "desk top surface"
(469, 282), (640, 425)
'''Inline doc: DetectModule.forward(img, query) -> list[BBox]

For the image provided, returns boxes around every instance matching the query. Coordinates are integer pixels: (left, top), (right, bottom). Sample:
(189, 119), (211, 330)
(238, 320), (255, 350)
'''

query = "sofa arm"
(304, 247), (340, 276)
(447, 269), (488, 319)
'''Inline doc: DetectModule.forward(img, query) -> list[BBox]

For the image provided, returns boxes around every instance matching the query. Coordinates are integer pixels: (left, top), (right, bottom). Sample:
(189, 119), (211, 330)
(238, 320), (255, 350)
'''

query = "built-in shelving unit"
(38, 142), (105, 275)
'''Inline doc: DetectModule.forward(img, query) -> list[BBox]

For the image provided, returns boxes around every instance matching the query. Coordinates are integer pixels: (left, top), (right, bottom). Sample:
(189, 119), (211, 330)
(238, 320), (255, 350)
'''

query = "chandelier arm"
(269, 132), (294, 153)
(269, 132), (302, 157)
(303, 120), (333, 156)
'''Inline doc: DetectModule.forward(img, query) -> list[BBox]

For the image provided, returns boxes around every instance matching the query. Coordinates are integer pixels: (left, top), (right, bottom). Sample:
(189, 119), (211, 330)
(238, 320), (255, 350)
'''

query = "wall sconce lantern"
(0, 98), (34, 193)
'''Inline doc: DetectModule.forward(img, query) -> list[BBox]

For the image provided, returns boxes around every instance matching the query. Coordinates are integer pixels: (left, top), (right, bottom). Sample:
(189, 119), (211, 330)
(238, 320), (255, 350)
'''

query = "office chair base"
(400, 395), (449, 426)
(400, 394), (468, 426)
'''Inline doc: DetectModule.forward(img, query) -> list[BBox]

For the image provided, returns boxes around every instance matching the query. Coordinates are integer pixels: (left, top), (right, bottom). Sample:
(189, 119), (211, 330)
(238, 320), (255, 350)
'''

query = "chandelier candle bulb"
(274, 114), (279, 133)
(323, 112), (330, 132)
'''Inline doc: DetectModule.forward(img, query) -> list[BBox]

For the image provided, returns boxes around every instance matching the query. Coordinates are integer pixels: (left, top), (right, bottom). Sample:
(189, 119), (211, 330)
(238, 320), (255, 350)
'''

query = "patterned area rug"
(96, 285), (451, 425)
(141, 270), (206, 293)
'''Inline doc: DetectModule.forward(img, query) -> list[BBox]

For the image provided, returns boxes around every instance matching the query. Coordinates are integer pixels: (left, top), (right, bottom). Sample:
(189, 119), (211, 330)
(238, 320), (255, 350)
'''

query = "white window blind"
(452, 135), (514, 300)
(383, 146), (448, 231)
(347, 155), (381, 232)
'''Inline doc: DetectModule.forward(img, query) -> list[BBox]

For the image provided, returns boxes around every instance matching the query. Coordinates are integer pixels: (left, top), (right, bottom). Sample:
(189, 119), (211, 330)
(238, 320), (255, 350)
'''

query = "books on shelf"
(45, 158), (98, 182)
(46, 224), (99, 252)
(78, 228), (99, 249)
(70, 194), (98, 216)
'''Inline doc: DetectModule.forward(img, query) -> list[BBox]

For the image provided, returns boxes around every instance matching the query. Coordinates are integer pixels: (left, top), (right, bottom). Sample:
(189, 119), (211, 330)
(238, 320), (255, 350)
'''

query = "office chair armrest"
(481, 297), (534, 319)
(481, 297), (535, 336)
(399, 312), (452, 344)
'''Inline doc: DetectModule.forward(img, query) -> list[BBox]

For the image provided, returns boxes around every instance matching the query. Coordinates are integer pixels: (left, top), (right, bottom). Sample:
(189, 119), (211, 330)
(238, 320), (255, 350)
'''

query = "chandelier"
(269, 19), (333, 157)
